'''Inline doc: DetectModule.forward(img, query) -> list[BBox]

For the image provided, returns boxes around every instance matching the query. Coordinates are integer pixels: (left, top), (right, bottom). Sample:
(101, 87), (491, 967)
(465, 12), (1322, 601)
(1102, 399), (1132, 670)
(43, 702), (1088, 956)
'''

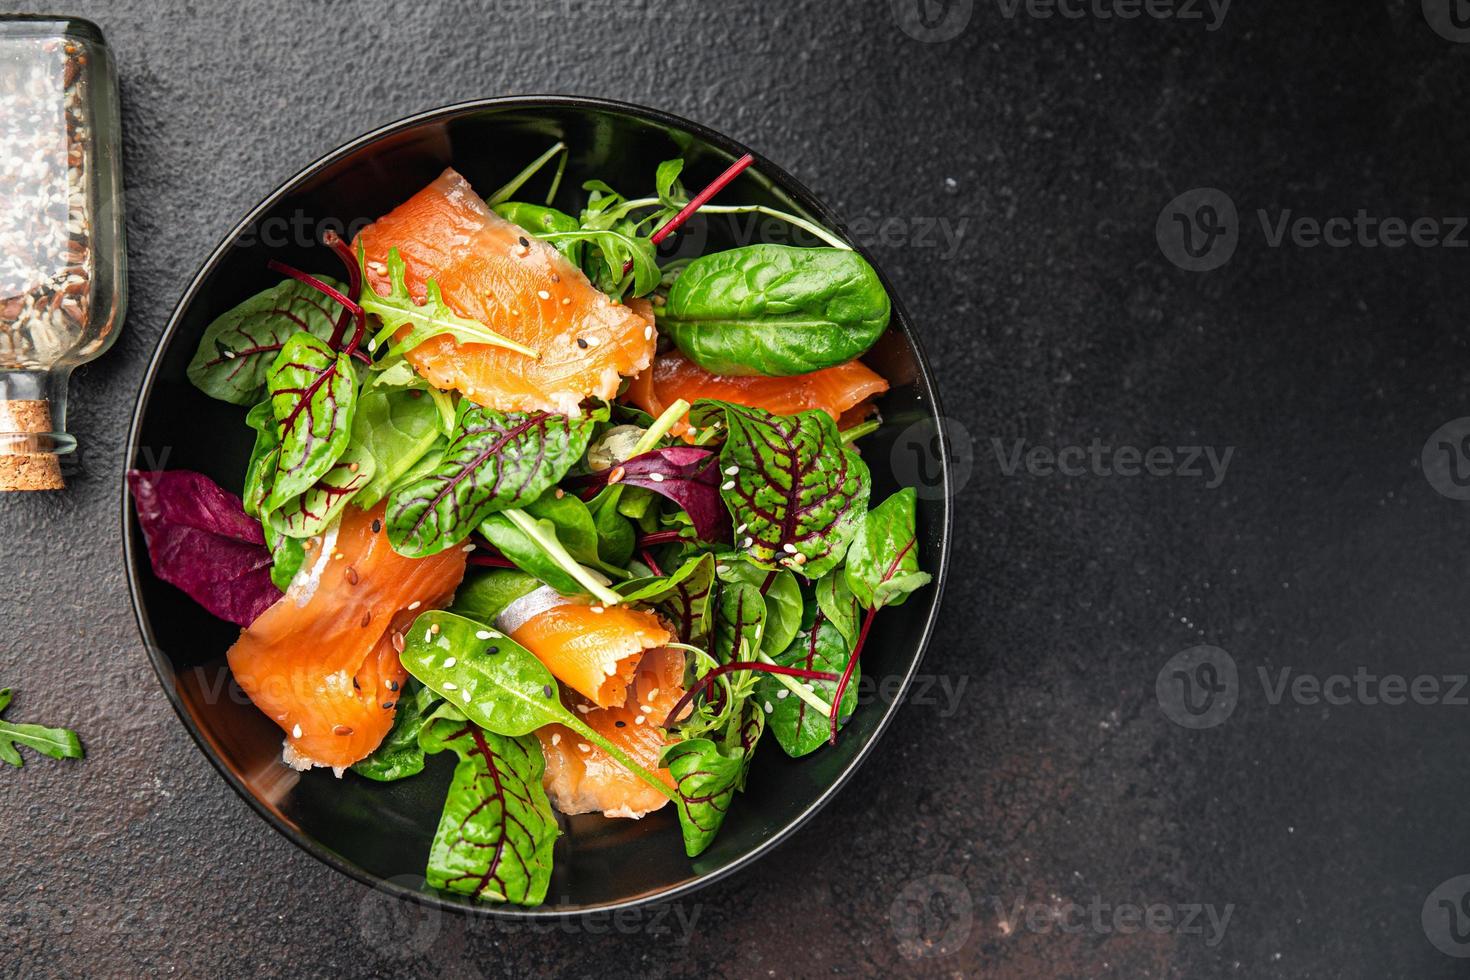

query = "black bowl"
(123, 96), (952, 916)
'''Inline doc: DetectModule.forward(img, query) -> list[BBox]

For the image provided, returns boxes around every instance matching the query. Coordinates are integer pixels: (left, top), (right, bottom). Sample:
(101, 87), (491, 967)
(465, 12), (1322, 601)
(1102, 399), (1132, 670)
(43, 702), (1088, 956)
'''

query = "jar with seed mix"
(0, 16), (126, 491)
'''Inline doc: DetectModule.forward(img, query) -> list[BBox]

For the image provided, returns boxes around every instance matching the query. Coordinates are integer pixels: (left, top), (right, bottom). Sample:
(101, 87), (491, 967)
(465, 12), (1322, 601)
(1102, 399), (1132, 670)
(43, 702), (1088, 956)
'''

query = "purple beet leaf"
(128, 469), (282, 627)
(609, 446), (732, 544)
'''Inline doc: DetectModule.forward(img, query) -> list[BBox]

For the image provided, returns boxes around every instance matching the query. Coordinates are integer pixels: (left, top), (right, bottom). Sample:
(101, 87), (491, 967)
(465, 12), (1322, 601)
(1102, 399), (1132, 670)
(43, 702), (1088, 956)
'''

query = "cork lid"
(0, 399), (64, 491)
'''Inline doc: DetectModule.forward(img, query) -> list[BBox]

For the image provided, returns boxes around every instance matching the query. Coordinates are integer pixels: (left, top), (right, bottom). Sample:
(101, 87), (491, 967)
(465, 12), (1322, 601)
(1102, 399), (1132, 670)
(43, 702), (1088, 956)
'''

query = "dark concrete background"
(5, 0), (1470, 976)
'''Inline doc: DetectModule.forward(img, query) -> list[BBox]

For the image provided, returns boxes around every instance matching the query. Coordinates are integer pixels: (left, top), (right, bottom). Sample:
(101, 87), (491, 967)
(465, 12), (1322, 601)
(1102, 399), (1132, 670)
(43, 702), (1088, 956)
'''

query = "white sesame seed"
(444, 681), (458, 691)
(578, 743), (591, 753)
(648, 688), (659, 699)
(462, 690), (471, 704)
(650, 472), (664, 482)
(763, 701), (773, 713)
(424, 628), (433, 643)
(430, 622), (441, 634)
(576, 704), (591, 714)
(408, 601), (421, 610)
(591, 606), (605, 614)
(561, 296), (571, 306)
(292, 724), (303, 739)
(443, 657), (457, 668)
(736, 523), (747, 534)
(634, 715), (645, 724)
(716, 564), (730, 575)
(742, 537), (754, 548)
(643, 325), (653, 340)
(551, 733), (561, 746)
(475, 630), (493, 640)
(461, 543), (475, 552)
(721, 480), (736, 491)
(777, 690), (789, 699)
(641, 704), (653, 714)
(724, 465), (739, 476)
(537, 289), (551, 300)
(783, 543), (798, 554)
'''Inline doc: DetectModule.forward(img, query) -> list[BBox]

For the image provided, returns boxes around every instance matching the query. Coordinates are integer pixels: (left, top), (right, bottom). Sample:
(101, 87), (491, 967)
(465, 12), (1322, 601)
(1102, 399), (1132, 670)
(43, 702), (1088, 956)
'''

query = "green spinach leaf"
(756, 605), (857, 758)
(719, 562), (802, 655)
(350, 385), (444, 510)
(450, 569), (541, 624)
(659, 245), (889, 376)
(419, 707), (558, 906)
(351, 682), (441, 782)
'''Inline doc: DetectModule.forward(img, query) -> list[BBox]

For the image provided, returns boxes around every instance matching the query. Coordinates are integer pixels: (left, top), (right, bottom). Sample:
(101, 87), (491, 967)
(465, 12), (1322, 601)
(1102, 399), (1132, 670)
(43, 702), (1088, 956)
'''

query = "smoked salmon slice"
(356, 168), (657, 416)
(226, 502), (467, 773)
(498, 586), (672, 709)
(535, 646), (686, 819)
(627, 350), (889, 437)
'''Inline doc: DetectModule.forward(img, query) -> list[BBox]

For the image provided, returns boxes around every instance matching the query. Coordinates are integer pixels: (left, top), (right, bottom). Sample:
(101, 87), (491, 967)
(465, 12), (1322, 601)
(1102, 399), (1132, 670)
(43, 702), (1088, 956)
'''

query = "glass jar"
(0, 16), (126, 490)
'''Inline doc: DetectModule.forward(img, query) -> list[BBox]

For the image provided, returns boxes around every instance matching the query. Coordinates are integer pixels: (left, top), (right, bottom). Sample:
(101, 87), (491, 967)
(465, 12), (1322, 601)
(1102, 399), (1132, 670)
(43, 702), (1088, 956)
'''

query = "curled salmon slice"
(535, 646), (686, 819)
(226, 503), (467, 773)
(356, 168), (656, 416)
(499, 586), (672, 709)
(627, 350), (889, 437)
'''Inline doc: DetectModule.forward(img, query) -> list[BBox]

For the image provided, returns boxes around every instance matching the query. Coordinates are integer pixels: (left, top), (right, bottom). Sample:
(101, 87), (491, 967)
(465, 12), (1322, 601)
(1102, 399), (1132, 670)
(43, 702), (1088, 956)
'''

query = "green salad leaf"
(617, 553), (717, 643)
(450, 569), (541, 624)
(387, 407), (596, 558)
(269, 442), (374, 539)
(351, 682), (440, 783)
(419, 707), (558, 906)
(719, 562), (803, 655)
(662, 736), (747, 857)
(265, 332), (358, 509)
(351, 384), (446, 510)
(0, 688), (83, 768)
(756, 603), (857, 758)
(845, 488), (932, 611)
(492, 201), (583, 262)
(658, 244), (889, 377)
(187, 277), (344, 405)
(693, 400), (870, 579)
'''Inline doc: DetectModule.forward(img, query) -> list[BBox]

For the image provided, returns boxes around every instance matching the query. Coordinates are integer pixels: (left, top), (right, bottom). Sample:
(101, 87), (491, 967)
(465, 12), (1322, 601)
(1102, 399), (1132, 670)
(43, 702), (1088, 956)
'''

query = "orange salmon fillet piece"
(503, 588), (672, 709)
(226, 503), (467, 773)
(627, 350), (889, 437)
(356, 168), (656, 416)
(535, 646), (686, 819)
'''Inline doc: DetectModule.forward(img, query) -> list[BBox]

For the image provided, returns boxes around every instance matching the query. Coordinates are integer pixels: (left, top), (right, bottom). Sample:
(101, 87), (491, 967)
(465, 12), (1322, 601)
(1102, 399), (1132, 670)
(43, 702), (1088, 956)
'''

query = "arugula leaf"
(618, 553), (717, 643)
(844, 488), (932, 611)
(186, 277), (344, 404)
(400, 612), (678, 806)
(351, 384), (445, 510)
(658, 244), (890, 377)
(269, 443), (375, 539)
(541, 226), (659, 299)
(756, 604), (857, 758)
(661, 736), (746, 857)
(0, 688), (83, 768)
(265, 333), (357, 510)
(386, 407), (596, 558)
(693, 400), (870, 579)
(351, 682), (440, 782)
(360, 246), (537, 359)
(655, 158), (688, 209)
(419, 707), (558, 905)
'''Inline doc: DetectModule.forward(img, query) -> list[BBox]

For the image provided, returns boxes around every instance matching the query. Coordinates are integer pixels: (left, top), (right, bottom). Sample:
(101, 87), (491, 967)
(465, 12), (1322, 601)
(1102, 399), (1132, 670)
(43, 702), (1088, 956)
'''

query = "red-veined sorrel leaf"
(127, 469), (282, 627)
(756, 604), (856, 758)
(268, 443), (375, 539)
(387, 406), (595, 558)
(186, 277), (344, 405)
(691, 400), (869, 578)
(661, 736), (747, 857)
(617, 553), (716, 643)
(844, 487), (932, 611)
(582, 446), (731, 543)
(418, 708), (558, 906)
(265, 332), (357, 510)
(713, 578), (765, 664)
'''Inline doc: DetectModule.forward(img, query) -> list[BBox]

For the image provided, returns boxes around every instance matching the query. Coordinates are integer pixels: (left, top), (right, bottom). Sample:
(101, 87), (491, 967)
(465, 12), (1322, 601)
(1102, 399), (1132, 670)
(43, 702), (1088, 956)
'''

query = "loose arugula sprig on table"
(0, 689), (83, 769)
(156, 141), (933, 904)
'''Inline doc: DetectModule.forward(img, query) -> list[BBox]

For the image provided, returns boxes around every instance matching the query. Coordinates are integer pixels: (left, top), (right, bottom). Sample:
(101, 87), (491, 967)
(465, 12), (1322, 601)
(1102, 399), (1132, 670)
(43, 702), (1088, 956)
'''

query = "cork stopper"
(0, 399), (64, 491)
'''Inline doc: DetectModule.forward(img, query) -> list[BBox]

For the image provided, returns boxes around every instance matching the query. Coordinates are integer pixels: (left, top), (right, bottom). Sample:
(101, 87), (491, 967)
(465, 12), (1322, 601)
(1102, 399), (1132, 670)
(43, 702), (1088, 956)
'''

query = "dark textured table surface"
(6, 0), (1470, 977)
